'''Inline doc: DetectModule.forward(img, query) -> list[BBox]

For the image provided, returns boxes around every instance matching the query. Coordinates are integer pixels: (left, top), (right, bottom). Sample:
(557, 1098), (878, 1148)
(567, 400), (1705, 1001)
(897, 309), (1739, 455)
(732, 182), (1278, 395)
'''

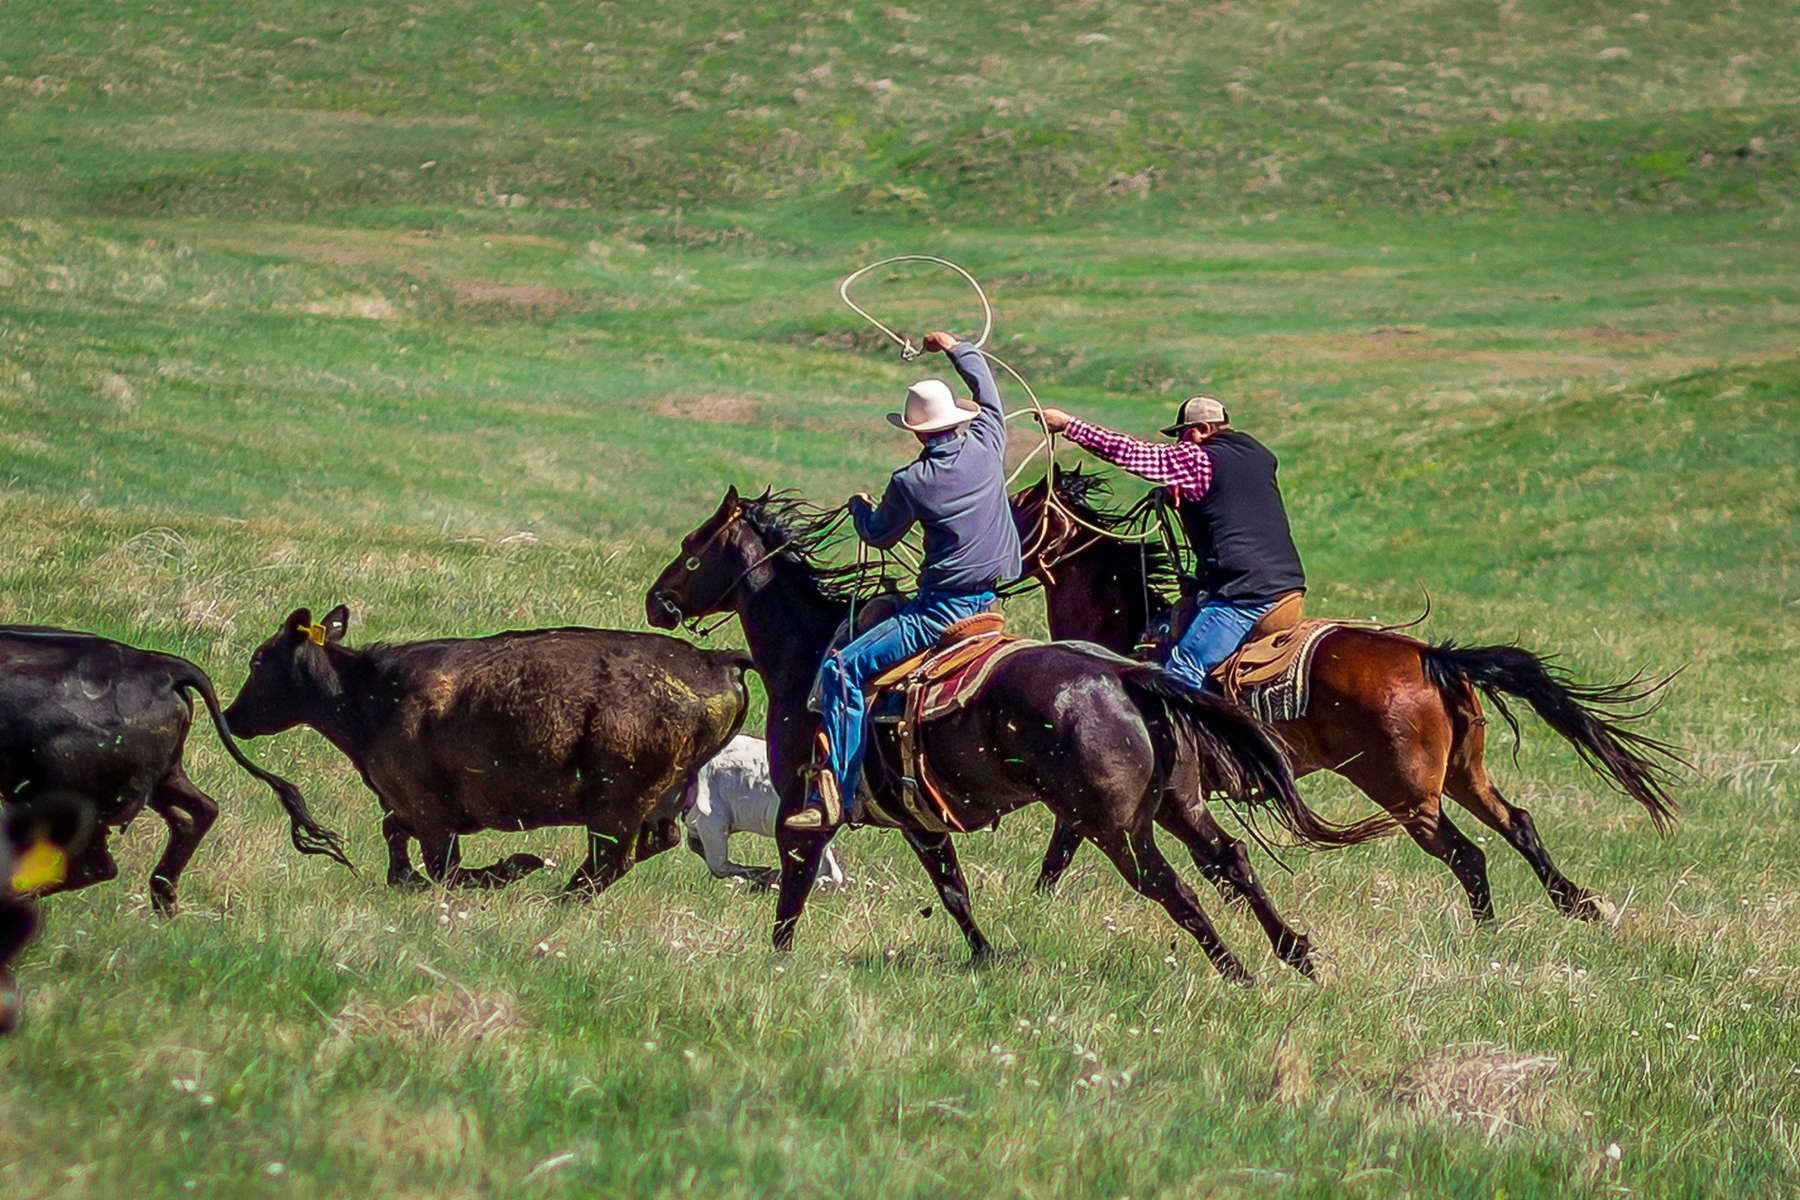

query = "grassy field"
(3, 2), (1799, 1197)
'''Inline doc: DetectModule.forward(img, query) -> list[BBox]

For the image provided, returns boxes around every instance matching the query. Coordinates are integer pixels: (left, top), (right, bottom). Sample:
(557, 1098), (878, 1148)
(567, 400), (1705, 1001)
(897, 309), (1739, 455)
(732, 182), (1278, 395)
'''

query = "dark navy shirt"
(851, 344), (1023, 594)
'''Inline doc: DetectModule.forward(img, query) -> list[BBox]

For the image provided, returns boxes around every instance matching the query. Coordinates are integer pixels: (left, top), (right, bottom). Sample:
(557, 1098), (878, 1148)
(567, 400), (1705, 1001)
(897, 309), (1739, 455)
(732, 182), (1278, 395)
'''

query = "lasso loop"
(836, 256), (1161, 550)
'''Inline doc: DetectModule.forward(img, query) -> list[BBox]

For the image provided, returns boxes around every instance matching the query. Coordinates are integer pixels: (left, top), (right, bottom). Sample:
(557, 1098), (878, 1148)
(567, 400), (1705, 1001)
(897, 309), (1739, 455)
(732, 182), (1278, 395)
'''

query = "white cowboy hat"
(887, 378), (979, 433)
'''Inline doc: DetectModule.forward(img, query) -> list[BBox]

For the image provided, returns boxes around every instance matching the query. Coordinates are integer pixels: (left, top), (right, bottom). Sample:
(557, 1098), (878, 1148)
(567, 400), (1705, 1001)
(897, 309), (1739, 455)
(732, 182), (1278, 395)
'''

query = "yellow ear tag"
(303, 623), (327, 647)
(10, 840), (67, 894)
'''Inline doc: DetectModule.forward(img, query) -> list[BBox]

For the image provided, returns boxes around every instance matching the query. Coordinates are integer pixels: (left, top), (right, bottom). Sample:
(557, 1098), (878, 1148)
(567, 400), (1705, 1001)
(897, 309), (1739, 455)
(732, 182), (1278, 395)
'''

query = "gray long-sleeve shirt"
(851, 343), (1023, 595)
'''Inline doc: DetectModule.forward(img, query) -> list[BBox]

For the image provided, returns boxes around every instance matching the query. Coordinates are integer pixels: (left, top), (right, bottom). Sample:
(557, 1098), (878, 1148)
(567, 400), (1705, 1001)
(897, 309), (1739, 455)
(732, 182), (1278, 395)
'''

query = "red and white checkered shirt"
(1064, 418), (1213, 502)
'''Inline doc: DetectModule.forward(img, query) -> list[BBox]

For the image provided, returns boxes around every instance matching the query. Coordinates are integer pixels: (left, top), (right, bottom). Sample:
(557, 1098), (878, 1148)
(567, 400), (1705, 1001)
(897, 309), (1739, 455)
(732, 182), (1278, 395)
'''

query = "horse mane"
(1042, 467), (1185, 608)
(738, 489), (899, 604)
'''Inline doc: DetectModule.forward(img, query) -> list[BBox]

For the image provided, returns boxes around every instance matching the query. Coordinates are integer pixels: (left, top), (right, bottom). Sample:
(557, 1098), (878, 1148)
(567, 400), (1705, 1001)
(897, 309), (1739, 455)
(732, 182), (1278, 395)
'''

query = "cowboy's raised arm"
(851, 476), (918, 548)
(925, 330), (1004, 452)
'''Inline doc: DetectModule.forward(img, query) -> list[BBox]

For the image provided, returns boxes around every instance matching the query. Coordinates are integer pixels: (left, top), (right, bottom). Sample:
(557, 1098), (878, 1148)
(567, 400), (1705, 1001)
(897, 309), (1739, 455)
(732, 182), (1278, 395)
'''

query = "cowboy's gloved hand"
(1035, 406), (1073, 433)
(921, 331), (959, 353)
(850, 491), (875, 509)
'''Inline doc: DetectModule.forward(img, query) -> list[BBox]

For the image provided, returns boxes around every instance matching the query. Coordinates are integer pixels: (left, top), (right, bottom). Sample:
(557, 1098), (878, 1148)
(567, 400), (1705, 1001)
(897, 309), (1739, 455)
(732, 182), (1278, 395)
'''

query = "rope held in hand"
(836, 255), (1160, 546)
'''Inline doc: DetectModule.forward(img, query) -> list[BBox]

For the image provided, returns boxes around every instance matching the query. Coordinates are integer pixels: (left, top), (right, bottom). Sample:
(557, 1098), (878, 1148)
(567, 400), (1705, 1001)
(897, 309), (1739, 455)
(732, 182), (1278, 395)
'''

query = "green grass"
(2, 1), (1799, 1197)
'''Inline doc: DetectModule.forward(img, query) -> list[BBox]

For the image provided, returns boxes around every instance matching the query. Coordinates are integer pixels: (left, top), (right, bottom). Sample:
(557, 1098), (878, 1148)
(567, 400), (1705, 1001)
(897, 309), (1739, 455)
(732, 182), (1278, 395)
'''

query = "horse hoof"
(1567, 893), (1613, 923)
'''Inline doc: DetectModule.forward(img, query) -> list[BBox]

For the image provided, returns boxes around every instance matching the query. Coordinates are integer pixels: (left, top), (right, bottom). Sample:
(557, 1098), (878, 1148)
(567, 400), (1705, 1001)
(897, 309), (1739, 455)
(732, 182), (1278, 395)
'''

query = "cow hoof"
(387, 870), (430, 890)
(498, 853), (546, 880)
(0, 985), (20, 1035)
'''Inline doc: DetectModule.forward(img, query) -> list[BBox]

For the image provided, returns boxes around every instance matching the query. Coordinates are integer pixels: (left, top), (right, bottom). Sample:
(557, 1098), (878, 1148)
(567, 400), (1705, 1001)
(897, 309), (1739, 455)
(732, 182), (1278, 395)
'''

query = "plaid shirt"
(1064, 418), (1213, 502)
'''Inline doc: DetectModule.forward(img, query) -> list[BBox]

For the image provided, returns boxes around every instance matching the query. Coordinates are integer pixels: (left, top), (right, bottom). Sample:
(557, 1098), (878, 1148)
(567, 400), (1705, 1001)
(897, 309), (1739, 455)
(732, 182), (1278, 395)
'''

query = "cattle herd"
(0, 605), (789, 1033)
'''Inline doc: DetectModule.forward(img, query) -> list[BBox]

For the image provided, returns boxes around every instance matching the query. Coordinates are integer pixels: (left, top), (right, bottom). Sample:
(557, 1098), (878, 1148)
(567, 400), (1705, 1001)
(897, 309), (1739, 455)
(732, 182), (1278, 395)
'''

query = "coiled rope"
(837, 255), (1160, 546)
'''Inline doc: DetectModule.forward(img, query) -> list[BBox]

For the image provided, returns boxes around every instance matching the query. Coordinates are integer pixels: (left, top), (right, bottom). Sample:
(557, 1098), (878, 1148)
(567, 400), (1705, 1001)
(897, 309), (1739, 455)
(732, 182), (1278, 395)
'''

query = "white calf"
(681, 734), (845, 889)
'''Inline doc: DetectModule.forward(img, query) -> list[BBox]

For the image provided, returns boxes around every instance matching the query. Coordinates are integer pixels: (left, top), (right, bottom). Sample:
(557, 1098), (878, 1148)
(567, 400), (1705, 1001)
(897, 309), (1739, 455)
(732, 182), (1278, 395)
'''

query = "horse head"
(646, 486), (769, 628)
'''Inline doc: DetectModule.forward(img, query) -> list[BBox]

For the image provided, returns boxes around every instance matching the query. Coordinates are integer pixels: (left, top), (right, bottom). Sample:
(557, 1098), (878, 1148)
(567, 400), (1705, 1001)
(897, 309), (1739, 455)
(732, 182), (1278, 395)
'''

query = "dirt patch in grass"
(650, 393), (759, 424)
(1390, 1046), (1563, 1140)
(455, 283), (572, 312)
(1565, 326), (1678, 344)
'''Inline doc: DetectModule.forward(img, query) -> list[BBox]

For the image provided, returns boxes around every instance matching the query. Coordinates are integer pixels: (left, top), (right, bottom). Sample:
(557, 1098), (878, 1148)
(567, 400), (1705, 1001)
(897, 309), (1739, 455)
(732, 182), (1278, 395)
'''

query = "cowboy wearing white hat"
(1034, 393), (1306, 691)
(785, 330), (1022, 831)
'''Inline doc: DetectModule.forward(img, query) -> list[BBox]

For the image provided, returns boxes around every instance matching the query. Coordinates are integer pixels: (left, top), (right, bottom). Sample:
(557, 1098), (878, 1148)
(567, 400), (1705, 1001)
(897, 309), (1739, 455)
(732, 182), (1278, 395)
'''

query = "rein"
(673, 510), (806, 638)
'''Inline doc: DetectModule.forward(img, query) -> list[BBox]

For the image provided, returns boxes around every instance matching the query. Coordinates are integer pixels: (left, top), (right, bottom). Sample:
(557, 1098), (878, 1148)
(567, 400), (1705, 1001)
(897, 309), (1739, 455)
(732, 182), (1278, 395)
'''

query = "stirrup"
(783, 761), (844, 831)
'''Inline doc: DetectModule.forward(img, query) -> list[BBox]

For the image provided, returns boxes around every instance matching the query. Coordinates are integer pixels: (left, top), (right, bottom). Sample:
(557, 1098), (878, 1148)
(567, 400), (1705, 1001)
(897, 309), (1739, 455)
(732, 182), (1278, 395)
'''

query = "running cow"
(0, 626), (351, 915)
(224, 607), (754, 895)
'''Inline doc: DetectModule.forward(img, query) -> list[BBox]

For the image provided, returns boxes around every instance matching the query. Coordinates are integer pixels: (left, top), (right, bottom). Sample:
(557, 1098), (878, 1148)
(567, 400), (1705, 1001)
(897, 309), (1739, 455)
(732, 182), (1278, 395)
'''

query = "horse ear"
(322, 605), (350, 644)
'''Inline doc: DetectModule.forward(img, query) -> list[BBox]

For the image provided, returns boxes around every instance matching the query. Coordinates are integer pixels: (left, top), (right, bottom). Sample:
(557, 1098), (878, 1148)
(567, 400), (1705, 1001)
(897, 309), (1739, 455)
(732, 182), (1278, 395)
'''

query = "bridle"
(660, 508), (796, 637)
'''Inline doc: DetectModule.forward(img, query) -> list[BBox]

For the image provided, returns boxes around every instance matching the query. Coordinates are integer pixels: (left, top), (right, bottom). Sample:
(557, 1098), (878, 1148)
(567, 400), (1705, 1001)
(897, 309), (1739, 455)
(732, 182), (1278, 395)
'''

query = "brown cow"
(224, 606), (754, 895)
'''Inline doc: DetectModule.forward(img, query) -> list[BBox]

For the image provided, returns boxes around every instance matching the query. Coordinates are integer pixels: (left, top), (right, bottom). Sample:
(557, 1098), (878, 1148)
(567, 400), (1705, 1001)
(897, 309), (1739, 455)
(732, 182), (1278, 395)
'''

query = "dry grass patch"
(328, 1097), (484, 1166)
(316, 978), (525, 1068)
(1390, 1045), (1564, 1141)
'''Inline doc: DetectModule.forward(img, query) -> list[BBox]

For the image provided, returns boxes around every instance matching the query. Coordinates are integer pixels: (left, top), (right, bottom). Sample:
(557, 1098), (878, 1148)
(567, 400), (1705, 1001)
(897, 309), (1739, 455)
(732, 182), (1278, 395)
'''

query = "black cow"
(224, 606), (755, 895)
(0, 626), (351, 915)
(2, 791), (93, 1034)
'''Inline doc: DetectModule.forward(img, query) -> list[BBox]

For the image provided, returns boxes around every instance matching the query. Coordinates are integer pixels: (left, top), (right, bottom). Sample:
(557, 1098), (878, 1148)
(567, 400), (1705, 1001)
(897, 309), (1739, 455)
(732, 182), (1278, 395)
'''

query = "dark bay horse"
(647, 487), (1392, 982)
(1011, 471), (1686, 924)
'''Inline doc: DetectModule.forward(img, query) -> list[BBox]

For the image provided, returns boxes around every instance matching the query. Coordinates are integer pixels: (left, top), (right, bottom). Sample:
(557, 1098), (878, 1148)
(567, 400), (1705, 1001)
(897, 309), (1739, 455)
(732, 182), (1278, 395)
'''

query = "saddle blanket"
(1210, 619), (1357, 724)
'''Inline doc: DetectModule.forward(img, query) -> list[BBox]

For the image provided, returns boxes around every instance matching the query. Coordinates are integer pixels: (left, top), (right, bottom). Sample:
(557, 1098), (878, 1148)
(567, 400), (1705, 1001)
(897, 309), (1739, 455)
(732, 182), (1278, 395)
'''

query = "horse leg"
(1034, 819), (1084, 894)
(902, 830), (993, 964)
(145, 769), (219, 916)
(772, 825), (829, 951)
(1445, 738), (1603, 920)
(1156, 800), (1316, 977)
(1343, 759), (1493, 922)
(1090, 827), (1252, 985)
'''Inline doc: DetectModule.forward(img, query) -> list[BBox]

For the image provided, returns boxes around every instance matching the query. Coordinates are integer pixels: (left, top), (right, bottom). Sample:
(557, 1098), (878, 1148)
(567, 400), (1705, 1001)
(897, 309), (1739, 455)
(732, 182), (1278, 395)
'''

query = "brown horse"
(646, 487), (1393, 982)
(1012, 470), (1686, 924)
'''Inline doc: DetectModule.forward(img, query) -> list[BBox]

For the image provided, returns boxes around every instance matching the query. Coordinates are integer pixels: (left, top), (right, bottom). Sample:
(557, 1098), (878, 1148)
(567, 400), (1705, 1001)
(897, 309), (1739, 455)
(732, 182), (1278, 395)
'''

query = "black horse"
(647, 487), (1392, 982)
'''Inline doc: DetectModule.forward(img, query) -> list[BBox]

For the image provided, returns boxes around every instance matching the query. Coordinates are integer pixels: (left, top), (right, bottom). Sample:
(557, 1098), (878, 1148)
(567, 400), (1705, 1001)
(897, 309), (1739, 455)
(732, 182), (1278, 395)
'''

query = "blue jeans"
(1163, 597), (1274, 692)
(820, 588), (999, 812)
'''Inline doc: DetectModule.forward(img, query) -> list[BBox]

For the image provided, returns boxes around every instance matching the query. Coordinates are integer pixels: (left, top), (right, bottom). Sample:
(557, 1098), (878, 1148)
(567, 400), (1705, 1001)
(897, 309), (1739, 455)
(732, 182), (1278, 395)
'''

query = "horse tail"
(1421, 641), (1686, 834)
(170, 662), (356, 870)
(1120, 667), (1397, 849)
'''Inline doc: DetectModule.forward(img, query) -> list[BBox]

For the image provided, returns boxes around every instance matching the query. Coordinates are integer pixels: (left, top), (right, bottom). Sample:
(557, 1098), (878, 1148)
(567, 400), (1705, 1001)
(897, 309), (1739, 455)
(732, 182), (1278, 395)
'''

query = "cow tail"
(173, 664), (356, 871)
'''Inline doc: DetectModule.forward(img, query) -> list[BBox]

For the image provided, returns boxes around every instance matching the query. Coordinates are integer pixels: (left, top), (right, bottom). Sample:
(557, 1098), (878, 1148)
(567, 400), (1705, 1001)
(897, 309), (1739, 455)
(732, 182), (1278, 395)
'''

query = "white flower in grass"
(643, 1040), (658, 1051)
(1606, 1142), (1623, 1163)
(264, 1163), (285, 1176)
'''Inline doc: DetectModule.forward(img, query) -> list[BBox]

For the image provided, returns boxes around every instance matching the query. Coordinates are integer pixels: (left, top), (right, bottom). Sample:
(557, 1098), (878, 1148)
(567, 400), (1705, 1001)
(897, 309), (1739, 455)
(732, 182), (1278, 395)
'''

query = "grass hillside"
(1, 2), (1797, 1198)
